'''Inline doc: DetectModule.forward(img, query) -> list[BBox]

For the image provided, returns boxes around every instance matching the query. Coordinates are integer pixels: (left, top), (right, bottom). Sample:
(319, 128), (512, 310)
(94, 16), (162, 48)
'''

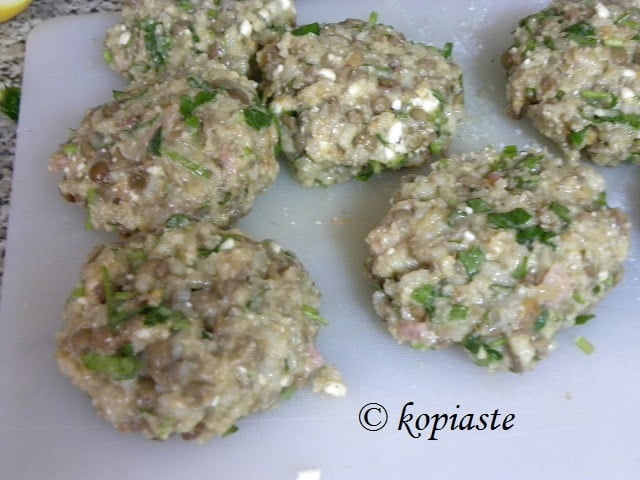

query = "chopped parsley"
(243, 105), (274, 131)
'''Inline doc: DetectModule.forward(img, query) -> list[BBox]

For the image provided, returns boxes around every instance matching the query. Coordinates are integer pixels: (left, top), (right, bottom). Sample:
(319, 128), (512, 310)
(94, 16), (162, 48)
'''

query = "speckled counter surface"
(0, 0), (122, 290)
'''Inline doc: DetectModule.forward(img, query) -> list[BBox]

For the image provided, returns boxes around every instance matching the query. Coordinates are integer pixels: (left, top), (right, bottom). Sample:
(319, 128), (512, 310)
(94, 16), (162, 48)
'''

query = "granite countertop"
(0, 0), (122, 292)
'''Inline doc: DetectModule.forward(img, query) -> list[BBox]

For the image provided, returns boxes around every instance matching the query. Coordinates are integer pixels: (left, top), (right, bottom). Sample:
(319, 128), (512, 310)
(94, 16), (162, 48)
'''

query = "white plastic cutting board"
(2, 1), (640, 479)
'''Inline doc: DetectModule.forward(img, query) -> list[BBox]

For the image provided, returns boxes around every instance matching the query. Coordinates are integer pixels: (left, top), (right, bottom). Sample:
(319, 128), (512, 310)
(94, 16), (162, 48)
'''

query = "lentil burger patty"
(503, 0), (640, 165)
(56, 221), (326, 442)
(366, 146), (630, 372)
(104, 0), (297, 81)
(257, 18), (464, 186)
(49, 68), (279, 234)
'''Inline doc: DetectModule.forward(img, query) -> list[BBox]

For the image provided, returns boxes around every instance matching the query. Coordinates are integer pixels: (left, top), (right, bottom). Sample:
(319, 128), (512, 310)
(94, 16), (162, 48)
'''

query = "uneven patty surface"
(366, 146), (630, 372)
(504, 0), (640, 165)
(49, 68), (279, 234)
(104, 0), (296, 81)
(56, 221), (327, 442)
(258, 17), (464, 186)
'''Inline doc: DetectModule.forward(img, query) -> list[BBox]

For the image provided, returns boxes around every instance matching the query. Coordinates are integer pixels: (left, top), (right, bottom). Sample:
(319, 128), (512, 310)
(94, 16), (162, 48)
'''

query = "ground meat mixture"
(104, 0), (296, 81)
(49, 67), (279, 234)
(257, 17), (464, 186)
(366, 146), (630, 372)
(56, 221), (329, 442)
(503, 0), (640, 165)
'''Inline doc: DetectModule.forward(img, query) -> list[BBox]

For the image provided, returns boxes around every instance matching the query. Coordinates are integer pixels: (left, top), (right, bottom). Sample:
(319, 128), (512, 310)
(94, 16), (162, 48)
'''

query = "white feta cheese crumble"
(239, 20), (253, 37)
(595, 3), (610, 18)
(387, 121), (404, 144)
(410, 91), (440, 113)
(316, 68), (336, 81)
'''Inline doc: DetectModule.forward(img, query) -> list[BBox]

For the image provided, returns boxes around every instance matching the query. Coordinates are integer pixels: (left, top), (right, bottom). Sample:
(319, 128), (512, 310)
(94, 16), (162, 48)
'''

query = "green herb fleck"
(82, 347), (140, 381)
(513, 256), (529, 280)
(467, 198), (492, 213)
(280, 385), (297, 400)
(243, 105), (273, 131)
(302, 305), (328, 325)
(487, 208), (532, 229)
(411, 284), (437, 314)
(164, 151), (212, 178)
(165, 213), (192, 228)
(564, 21), (598, 46)
(0, 86), (20, 122)
(581, 89), (618, 108)
(549, 201), (571, 224)
(223, 424), (239, 437)
(516, 225), (556, 248)
(575, 313), (595, 325)
(449, 304), (469, 321)
(292, 22), (321, 36)
(463, 335), (504, 366)
(442, 42), (454, 59)
(356, 160), (383, 181)
(140, 19), (172, 70)
(569, 126), (590, 148)
(575, 336), (595, 355)
(458, 246), (485, 278)
(534, 309), (549, 331)
(149, 127), (162, 156)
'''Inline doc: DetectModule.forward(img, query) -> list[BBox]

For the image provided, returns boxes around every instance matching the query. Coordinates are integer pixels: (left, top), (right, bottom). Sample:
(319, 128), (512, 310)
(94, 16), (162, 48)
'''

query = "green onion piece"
(368, 11), (379, 24)
(449, 304), (469, 321)
(82, 348), (140, 380)
(512, 256), (529, 280)
(564, 21), (598, 46)
(467, 198), (492, 213)
(575, 313), (595, 325)
(487, 208), (532, 229)
(165, 213), (192, 228)
(243, 105), (273, 131)
(581, 89), (618, 108)
(0, 86), (20, 122)
(164, 151), (212, 178)
(556, 90), (566, 100)
(292, 22), (321, 36)
(575, 336), (595, 355)
(149, 127), (162, 156)
(302, 305), (328, 325)
(411, 284), (437, 314)
(458, 246), (485, 278)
